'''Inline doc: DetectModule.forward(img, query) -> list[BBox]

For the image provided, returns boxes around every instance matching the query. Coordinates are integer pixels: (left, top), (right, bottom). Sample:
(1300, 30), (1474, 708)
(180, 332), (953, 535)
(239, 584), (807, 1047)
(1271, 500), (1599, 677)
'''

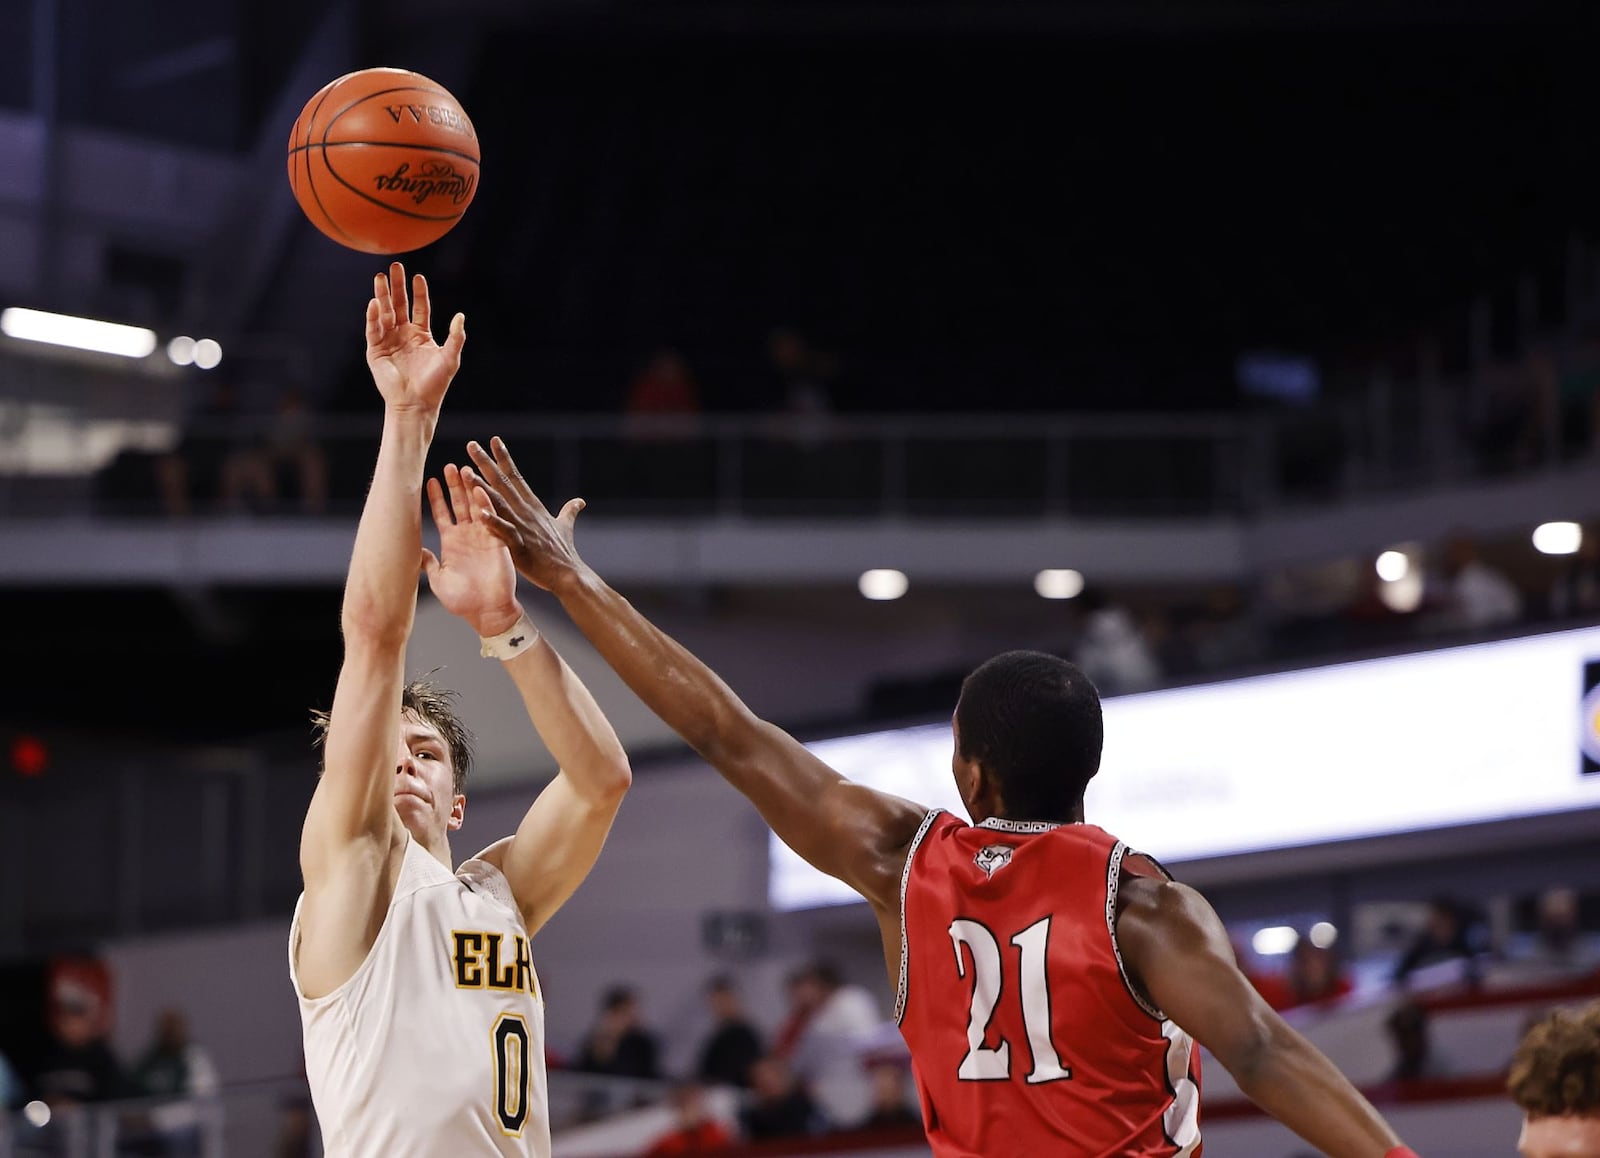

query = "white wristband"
(479, 611), (539, 661)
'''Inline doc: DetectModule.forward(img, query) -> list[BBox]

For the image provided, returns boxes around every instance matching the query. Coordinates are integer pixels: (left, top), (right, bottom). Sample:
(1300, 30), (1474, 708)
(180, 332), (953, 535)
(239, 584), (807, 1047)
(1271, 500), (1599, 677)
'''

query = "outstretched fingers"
(466, 473), (498, 519)
(443, 463), (472, 523)
(462, 465), (507, 515)
(411, 272), (431, 334)
(425, 476), (454, 530)
(489, 436), (528, 488)
(373, 272), (395, 335)
(387, 262), (409, 326)
(443, 312), (466, 362)
(465, 475), (520, 546)
(466, 440), (536, 508)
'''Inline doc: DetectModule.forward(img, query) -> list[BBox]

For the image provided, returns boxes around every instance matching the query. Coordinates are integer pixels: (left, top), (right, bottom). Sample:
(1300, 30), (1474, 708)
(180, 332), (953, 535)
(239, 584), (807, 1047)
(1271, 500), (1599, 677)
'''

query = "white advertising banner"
(771, 625), (1600, 911)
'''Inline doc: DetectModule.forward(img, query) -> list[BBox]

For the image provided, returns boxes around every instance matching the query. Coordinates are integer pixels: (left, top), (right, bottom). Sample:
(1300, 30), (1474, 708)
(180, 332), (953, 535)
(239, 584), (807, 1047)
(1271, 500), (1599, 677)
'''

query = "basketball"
(287, 67), (479, 255)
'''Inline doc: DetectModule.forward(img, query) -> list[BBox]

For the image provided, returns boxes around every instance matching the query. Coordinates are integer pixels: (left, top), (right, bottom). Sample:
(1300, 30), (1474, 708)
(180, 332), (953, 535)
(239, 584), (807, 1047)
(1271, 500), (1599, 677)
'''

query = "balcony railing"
(0, 385), (1574, 523)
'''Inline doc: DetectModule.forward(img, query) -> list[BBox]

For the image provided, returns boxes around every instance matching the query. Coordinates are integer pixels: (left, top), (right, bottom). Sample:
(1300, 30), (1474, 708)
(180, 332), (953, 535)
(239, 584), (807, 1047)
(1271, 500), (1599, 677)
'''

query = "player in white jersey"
(289, 264), (632, 1158)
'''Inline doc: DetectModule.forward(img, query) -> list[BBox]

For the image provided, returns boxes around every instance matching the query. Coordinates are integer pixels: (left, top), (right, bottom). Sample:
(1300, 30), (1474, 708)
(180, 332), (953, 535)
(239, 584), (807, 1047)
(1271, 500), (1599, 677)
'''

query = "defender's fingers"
(365, 298), (383, 347)
(468, 478), (499, 521)
(557, 497), (586, 527)
(466, 440), (524, 502)
(463, 466), (515, 520)
(425, 476), (453, 528)
(478, 507), (520, 546)
(412, 273), (431, 334)
(419, 547), (440, 580)
(488, 436), (528, 485)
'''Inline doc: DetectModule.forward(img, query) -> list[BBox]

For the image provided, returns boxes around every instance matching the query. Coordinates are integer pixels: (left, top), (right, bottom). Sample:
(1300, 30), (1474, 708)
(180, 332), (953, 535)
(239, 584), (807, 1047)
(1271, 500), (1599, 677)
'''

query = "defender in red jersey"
(900, 813), (1200, 1155)
(468, 438), (1419, 1158)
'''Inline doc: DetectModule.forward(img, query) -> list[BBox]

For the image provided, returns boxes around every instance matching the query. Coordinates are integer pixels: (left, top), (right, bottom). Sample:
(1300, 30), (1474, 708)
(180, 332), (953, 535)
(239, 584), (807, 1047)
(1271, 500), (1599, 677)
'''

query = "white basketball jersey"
(290, 838), (550, 1158)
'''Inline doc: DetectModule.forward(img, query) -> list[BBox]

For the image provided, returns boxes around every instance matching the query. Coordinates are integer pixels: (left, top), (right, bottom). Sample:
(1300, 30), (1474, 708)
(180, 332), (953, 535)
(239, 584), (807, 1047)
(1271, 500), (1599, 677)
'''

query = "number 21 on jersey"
(949, 916), (1071, 1083)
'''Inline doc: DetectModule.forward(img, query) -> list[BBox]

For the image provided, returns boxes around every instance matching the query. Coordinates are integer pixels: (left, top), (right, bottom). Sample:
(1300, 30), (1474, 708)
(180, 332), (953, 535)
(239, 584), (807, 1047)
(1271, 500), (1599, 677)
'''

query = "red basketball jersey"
(896, 810), (1202, 1158)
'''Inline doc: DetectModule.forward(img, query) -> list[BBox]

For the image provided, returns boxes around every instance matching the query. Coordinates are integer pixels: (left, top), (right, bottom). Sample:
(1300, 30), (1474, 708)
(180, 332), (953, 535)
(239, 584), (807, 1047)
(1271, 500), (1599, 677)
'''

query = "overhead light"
(1309, 921), (1338, 949)
(0, 307), (156, 358)
(193, 338), (223, 369)
(1375, 550), (1409, 582)
(1251, 926), (1300, 956)
(1533, 521), (1582, 556)
(858, 569), (908, 601)
(167, 336), (196, 366)
(1034, 569), (1085, 600)
(23, 1100), (51, 1128)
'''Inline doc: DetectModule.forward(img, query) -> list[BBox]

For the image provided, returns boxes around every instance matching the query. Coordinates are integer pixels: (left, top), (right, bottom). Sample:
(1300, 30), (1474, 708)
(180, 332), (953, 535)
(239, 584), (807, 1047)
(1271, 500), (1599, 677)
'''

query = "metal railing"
(0, 365), (1579, 523)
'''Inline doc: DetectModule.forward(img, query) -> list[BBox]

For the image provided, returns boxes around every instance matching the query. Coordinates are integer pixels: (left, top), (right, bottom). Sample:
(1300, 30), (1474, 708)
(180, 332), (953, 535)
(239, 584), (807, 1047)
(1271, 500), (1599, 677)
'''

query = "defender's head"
(952, 650), (1103, 825)
(1511, 1002), (1600, 1158)
(314, 679), (475, 847)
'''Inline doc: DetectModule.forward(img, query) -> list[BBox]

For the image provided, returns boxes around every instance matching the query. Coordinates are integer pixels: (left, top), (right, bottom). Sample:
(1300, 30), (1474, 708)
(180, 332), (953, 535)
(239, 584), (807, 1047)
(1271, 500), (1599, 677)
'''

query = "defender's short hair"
(311, 678), (475, 795)
(955, 650), (1103, 823)
(1508, 1002), (1600, 1116)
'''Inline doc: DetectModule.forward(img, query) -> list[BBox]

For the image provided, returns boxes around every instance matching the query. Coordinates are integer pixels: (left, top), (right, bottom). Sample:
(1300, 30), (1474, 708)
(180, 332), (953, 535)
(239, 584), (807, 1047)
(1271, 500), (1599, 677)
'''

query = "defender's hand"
(464, 437), (588, 593)
(365, 262), (466, 416)
(421, 463), (522, 637)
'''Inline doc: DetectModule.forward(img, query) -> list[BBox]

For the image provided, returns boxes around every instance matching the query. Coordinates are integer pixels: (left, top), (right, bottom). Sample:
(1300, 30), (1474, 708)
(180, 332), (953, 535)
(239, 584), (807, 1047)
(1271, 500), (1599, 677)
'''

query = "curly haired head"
(1509, 1002), (1600, 1117)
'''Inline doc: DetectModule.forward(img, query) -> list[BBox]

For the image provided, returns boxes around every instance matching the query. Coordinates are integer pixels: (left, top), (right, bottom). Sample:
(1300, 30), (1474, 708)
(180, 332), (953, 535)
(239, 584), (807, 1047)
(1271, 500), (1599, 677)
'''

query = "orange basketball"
(287, 67), (479, 255)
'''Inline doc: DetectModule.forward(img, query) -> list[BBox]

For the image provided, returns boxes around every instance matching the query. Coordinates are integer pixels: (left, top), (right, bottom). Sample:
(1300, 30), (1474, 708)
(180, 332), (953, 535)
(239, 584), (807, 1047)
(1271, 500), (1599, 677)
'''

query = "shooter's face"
(393, 713), (465, 840)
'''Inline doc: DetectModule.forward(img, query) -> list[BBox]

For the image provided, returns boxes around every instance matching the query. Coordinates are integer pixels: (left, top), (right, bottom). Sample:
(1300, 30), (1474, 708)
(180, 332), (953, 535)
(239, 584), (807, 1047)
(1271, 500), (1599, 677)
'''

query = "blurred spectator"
(771, 968), (816, 1059)
(576, 986), (661, 1080)
(624, 349), (703, 439)
(740, 1055), (819, 1141)
(1508, 1001), (1600, 1157)
(696, 976), (763, 1089)
(787, 963), (881, 1130)
(768, 327), (835, 444)
(154, 381), (245, 518)
(1393, 897), (1486, 988)
(125, 1007), (220, 1156)
(134, 1009), (218, 1103)
(1510, 888), (1600, 980)
(1427, 535), (1523, 633)
(223, 388), (329, 514)
(1256, 942), (1353, 1012)
(1384, 1001), (1448, 1083)
(34, 985), (131, 1106)
(860, 1062), (921, 1131)
(1551, 528), (1600, 620)
(1072, 587), (1162, 695)
(643, 1081), (733, 1156)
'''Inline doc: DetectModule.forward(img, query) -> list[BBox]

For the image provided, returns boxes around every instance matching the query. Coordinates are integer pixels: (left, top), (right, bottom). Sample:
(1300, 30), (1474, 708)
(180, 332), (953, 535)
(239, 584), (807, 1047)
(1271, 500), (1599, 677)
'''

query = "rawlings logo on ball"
(372, 162), (477, 207)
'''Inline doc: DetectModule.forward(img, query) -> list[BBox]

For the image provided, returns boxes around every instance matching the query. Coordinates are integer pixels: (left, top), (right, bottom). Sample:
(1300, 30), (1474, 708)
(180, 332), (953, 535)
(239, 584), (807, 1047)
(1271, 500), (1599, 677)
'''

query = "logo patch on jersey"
(974, 844), (1014, 877)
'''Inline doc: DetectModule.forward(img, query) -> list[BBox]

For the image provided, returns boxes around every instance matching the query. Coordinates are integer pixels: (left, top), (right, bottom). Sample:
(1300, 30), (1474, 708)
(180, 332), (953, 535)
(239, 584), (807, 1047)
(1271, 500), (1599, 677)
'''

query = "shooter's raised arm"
(300, 265), (465, 890)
